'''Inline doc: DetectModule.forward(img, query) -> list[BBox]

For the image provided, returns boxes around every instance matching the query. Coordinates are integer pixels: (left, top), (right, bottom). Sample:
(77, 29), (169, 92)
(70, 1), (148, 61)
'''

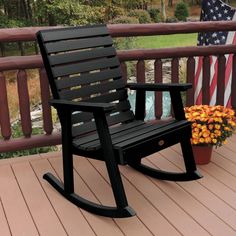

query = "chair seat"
(73, 119), (191, 164)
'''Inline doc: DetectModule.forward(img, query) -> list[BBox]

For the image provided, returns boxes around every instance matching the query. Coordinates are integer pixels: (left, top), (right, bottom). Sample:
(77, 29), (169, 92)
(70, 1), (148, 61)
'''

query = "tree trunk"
(161, 0), (166, 22)
(47, 0), (56, 26)
(21, 0), (29, 20)
(26, 0), (33, 21)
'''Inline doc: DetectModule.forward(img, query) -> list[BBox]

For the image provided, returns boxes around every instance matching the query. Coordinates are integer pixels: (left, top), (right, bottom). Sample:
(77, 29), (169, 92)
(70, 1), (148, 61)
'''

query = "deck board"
(0, 198), (11, 236)
(31, 159), (96, 236)
(49, 156), (125, 236)
(0, 165), (39, 235)
(0, 135), (236, 235)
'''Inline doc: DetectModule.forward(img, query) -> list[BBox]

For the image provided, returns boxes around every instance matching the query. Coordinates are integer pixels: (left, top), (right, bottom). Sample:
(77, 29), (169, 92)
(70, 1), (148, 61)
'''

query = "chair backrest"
(37, 25), (135, 137)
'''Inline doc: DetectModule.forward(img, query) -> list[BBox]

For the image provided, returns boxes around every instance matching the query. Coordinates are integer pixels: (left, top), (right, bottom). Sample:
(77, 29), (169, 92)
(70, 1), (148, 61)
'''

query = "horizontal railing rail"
(0, 21), (236, 41)
(0, 21), (236, 153)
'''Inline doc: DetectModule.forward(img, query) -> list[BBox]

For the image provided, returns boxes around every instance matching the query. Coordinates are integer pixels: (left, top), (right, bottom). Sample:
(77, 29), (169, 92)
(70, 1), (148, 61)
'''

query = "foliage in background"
(110, 16), (138, 77)
(0, 0), (204, 159)
(148, 8), (161, 22)
(128, 9), (152, 23)
(0, 0), (205, 28)
(174, 2), (189, 21)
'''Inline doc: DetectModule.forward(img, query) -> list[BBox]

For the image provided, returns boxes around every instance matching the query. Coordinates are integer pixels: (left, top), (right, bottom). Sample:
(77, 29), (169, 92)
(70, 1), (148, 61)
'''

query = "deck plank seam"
(46, 157), (100, 236)
(29, 160), (69, 236)
(145, 158), (212, 235)
(198, 163), (236, 194)
(213, 148), (236, 167)
(120, 172), (184, 236)
(89, 160), (177, 235)
(174, 182), (236, 233)
(0, 197), (12, 236)
(210, 159), (236, 178)
(193, 174), (236, 211)
(0, 154), (42, 167)
(154, 152), (236, 232)
(150, 155), (236, 233)
(72, 158), (126, 236)
(77, 208), (98, 236)
(48, 156), (124, 236)
(10, 164), (40, 236)
(167, 146), (236, 192)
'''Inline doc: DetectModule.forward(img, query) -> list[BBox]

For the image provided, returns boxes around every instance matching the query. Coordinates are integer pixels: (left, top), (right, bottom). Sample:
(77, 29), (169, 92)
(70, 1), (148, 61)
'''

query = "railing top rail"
(0, 21), (236, 42)
(108, 21), (236, 37)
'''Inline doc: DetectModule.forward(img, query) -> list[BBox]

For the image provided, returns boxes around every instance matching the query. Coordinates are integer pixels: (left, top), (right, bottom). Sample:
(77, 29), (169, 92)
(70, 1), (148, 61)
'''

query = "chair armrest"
(126, 83), (192, 91)
(50, 99), (115, 113)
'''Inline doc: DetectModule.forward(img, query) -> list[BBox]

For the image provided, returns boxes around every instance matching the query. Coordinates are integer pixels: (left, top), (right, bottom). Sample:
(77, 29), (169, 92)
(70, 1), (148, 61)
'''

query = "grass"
(136, 33), (198, 49)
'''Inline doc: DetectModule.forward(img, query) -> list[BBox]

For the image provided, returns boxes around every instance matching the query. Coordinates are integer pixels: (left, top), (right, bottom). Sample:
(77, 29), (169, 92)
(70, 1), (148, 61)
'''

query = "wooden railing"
(0, 21), (236, 153)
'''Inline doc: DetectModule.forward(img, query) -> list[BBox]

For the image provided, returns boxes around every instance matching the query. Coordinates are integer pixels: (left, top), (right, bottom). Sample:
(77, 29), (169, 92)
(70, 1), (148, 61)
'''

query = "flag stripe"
(194, 0), (236, 107)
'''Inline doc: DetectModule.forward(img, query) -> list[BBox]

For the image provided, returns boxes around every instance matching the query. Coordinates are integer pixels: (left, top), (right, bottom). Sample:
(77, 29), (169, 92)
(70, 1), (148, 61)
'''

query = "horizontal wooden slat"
(115, 120), (188, 149)
(71, 100), (131, 124)
(78, 123), (155, 150)
(40, 25), (109, 42)
(78, 121), (183, 151)
(60, 79), (125, 100)
(46, 36), (112, 53)
(72, 111), (135, 137)
(52, 57), (120, 77)
(49, 47), (116, 66)
(84, 90), (128, 103)
(73, 121), (144, 147)
(56, 68), (122, 90)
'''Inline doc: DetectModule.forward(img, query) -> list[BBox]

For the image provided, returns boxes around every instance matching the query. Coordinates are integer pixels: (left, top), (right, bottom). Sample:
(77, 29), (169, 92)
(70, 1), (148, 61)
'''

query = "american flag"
(195, 0), (236, 107)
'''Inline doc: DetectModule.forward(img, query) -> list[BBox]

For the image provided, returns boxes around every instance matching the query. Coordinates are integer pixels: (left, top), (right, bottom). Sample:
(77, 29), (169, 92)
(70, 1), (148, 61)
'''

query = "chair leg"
(43, 147), (135, 218)
(180, 137), (202, 178)
(43, 111), (136, 218)
(94, 110), (136, 217)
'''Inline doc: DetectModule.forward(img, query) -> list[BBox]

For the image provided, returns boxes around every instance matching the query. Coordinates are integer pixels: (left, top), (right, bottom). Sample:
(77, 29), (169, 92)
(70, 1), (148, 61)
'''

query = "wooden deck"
(0, 135), (236, 236)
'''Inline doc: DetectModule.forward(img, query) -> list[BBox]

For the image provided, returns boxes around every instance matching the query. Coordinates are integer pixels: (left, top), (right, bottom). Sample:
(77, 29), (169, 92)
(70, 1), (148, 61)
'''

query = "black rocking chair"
(37, 24), (202, 218)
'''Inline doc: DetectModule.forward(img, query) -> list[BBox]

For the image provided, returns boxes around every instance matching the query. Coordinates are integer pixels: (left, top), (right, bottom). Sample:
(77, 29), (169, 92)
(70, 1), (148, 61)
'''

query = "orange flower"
(202, 130), (210, 137)
(185, 105), (236, 147)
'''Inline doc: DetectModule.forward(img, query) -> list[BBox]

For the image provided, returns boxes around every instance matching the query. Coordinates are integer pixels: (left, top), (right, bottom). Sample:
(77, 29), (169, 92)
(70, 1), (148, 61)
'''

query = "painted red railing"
(0, 22), (236, 153)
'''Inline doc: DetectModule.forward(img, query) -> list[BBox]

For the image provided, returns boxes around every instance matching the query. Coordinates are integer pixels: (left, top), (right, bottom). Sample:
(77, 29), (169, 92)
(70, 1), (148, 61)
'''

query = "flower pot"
(192, 145), (213, 165)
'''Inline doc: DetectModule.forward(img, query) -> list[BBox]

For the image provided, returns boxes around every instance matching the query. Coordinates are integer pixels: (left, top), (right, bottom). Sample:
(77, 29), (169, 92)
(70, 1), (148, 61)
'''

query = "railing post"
(202, 56), (211, 105)
(17, 69), (32, 137)
(136, 60), (146, 116)
(171, 58), (179, 83)
(186, 57), (195, 106)
(154, 59), (163, 119)
(171, 58), (179, 116)
(136, 60), (145, 83)
(232, 55), (236, 111)
(216, 55), (226, 106)
(121, 62), (128, 83)
(0, 72), (11, 139)
(39, 68), (53, 135)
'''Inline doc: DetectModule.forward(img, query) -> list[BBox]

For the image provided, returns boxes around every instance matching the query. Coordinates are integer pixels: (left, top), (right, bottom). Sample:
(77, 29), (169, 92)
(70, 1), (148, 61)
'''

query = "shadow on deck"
(0, 135), (236, 236)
